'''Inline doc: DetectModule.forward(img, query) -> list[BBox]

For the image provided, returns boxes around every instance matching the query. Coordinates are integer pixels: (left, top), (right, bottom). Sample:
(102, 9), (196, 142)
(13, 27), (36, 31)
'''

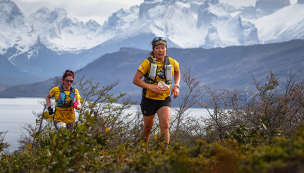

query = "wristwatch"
(174, 84), (180, 88)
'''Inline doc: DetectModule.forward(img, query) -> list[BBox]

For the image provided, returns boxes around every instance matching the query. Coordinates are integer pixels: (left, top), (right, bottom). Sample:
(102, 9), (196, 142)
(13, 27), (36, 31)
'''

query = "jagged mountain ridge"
(0, 0), (303, 79)
(0, 0), (301, 56)
(100, 0), (259, 48)
(27, 7), (110, 53)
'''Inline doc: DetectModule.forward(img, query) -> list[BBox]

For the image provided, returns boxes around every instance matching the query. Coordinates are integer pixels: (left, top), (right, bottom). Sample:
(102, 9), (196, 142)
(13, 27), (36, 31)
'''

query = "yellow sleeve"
(49, 87), (58, 98)
(137, 59), (150, 75)
(75, 89), (81, 100)
(169, 58), (179, 72)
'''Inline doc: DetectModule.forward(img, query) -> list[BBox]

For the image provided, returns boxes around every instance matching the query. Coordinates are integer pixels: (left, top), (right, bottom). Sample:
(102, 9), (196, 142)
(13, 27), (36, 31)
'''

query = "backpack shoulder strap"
(58, 86), (66, 104)
(144, 57), (154, 77)
(164, 56), (170, 65)
(59, 86), (64, 92)
(147, 56), (153, 63)
(70, 87), (75, 93)
(70, 87), (76, 101)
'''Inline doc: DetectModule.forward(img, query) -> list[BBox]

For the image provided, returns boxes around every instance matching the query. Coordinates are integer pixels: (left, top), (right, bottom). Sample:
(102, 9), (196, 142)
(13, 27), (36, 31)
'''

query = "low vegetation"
(0, 69), (303, 173)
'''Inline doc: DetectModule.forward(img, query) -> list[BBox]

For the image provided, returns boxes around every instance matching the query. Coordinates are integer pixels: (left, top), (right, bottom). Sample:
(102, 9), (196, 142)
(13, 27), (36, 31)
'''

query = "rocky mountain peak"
(30, 7), (67, 23)
(204, 23), (221, 48)
(139, 1), (159, 18)
(48, 8), (67, 22)
(86, 20), (101, 28)
(0, 0), (23, 25)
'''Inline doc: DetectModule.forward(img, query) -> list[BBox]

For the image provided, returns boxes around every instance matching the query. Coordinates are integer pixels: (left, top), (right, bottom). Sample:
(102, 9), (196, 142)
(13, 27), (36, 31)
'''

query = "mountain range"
(0, 0), (304, 80)
(0, 39), (303, 105)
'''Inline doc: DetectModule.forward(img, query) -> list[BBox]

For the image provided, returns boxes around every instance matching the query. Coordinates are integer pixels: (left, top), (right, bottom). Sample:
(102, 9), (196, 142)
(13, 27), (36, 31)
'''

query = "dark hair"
(62, 69), (75, 80)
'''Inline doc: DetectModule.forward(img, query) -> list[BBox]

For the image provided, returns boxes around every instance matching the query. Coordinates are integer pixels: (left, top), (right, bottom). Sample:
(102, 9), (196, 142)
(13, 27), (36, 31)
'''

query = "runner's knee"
(160, 122), (169, 130)
(143, 125), (153, 133)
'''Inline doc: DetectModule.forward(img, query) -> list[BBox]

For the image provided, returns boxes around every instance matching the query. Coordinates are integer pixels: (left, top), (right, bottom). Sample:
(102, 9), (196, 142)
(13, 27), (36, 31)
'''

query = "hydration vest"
(143, 56), (173, 85)
(56, 86), (76, 108)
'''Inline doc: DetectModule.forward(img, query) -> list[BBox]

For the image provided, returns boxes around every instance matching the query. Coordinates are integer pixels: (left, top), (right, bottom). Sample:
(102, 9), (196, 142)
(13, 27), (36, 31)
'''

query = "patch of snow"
(231, 11), (241, 17)
(175, 1), (191, 8)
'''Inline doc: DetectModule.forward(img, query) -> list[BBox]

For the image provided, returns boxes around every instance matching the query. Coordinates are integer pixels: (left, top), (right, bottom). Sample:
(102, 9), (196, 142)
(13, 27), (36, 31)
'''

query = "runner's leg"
(66, 122), (74, 131)
(157, 106), (171, 151)
(142, 114), (155, 143)
(53, 121), (59, 131)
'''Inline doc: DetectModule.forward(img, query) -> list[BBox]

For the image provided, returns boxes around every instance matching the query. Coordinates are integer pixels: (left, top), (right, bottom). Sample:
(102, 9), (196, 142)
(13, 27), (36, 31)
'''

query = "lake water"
(0, 98), (209, 152)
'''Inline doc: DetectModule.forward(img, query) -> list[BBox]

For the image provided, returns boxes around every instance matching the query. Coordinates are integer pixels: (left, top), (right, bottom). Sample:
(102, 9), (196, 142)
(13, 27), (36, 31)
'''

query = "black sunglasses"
(153, 37), (166, 42)
(64, 79), (74, 83)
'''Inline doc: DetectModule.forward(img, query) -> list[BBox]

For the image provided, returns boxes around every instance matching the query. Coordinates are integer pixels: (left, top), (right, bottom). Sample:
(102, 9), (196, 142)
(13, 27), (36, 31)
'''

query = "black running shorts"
(140, 96), (171, 116)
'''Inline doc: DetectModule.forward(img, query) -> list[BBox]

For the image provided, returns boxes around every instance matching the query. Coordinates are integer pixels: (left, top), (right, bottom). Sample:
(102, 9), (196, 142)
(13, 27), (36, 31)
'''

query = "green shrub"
(0, 71), (303, 173)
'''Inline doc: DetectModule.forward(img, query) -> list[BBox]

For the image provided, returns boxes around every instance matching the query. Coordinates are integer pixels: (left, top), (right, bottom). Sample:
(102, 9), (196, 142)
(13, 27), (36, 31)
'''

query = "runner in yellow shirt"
(46, 70), (82, 130)
(133, 37), (181, 151)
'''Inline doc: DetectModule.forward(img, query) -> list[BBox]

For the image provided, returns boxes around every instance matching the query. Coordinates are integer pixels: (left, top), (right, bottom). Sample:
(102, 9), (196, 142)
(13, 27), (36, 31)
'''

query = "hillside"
(0, 79), (53, 98)
(0, 84), (9, 92)
(0, 39), (303, 102)
(0, 54), (45, 85)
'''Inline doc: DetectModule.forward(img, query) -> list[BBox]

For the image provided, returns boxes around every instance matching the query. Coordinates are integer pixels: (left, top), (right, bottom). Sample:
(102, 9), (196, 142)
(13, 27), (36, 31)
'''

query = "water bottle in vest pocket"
(165, 64), (172, 84)
(148, 62), (157, 80)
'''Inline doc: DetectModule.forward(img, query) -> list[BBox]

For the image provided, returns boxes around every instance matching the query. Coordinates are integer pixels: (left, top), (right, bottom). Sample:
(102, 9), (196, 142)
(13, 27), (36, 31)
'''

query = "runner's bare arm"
(46, 93), (52, 107)
(171, 69), (180, 99)
(76, 99), (81, 110)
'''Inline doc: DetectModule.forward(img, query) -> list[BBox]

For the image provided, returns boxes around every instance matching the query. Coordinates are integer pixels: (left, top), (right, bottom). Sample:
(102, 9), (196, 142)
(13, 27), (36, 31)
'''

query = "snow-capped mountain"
(0, 0), (303, 79)
(27, 8), (112, 52)
(238, 0), (291, 20)
(0, 0), (112, 60)
(254, 3), (304, 43)
(100, 0), (259, 48)
(0, 0), (36, 58)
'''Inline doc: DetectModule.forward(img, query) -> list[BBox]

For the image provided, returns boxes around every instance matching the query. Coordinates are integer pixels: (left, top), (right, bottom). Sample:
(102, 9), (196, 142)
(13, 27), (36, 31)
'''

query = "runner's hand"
(48, 106), (54, 115)
(151, 85), (163, 93)
(71, 101), (77, 108)
(171, 86), (179, 99)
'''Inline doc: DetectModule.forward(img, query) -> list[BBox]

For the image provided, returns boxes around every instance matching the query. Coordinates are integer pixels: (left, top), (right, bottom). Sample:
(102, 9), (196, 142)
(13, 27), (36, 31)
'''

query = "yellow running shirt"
(138, 56), (179, 100)
(49, 87), (81, 124)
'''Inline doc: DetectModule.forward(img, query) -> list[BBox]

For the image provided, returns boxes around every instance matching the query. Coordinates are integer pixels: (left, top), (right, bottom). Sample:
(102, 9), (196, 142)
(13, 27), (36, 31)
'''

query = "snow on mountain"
(1, 0), (301, 57)
(298, 0), (304, 4)
(0, 0), (112, 62)
(27, 8), (111, 53)
(0, 0), (303, 79)
(100, 0), (259, 49)
(0, 0), (36, 58)
(254, 3), (304, 43)
(239, 0), (291, 21)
